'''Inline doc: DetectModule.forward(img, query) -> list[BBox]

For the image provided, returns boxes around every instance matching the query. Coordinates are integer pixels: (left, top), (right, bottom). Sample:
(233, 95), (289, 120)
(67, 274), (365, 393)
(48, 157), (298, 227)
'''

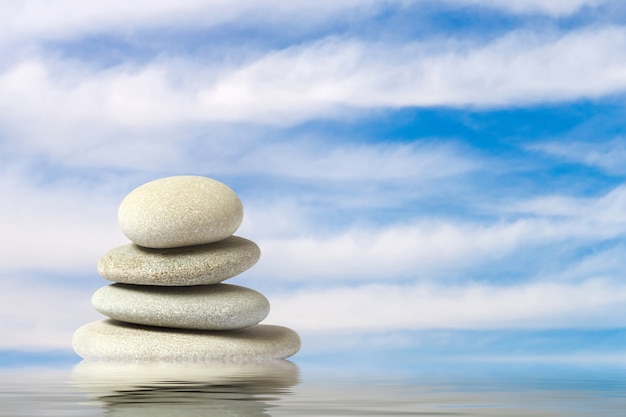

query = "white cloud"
(267, 278), (626, 332)
(0, 0), (384, 44)
(0, 60), (191, 128)
(458, 0), (606, 16)
(540, 244), (626, 283)
(193, 27), (626, 120)
(511, 184), (626, 220)
(2, 27), (626, 133)
(0, 170), (128, 273)
(0, 57), (480, 174)
(0, 273), (101, 349)
(252, 191), (626, 281)
(0, 0), (604, 47)
(528, 138), (626, 175)
(0, 0), (606, 47)
(214, 140), (478, 182)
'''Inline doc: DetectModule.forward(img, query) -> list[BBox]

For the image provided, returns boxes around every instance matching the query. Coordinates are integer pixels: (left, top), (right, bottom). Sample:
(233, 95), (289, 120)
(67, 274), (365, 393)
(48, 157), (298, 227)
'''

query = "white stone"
(118, 176), (244, 248)
(92, 283), (270, 330)
(97, 236), (260, 286)
(72, 320), (301, 362)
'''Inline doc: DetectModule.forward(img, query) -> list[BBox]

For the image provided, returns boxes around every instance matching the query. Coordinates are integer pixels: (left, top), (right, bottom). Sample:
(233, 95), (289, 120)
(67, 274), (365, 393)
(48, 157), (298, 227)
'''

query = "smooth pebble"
(92, 283), (270, 330)
(118, 176), (243, 248)
(97, 236), (260, 286)
(72, 320), (301, 362)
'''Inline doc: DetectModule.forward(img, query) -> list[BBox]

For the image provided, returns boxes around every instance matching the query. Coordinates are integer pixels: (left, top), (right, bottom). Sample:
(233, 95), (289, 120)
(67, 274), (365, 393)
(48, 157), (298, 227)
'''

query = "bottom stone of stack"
(73, 320), (301, 362)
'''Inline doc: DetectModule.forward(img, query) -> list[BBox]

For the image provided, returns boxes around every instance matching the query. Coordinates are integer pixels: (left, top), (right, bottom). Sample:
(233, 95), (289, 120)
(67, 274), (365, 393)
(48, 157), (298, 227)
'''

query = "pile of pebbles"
(73, 176), (300, 362)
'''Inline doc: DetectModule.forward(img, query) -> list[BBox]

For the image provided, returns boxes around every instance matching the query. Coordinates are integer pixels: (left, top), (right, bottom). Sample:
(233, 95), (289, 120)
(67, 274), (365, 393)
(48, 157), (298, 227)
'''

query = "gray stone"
(72, 320), (301, 362)
(97, 236), (260, 286)
(92, 283), (270, 330)
(118, 176), (244, 248)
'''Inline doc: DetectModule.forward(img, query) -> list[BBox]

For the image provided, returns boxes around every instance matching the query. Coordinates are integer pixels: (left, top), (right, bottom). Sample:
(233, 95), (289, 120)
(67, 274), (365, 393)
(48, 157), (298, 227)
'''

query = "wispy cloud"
(0, 0), (606, 46)
(0, 169), (126, 273)
(2, 27), (626, 136)
(211, 140), (478, 182)
(528, 138), (626, 175)
(0, 0), (384, 43)
(459, 0), (606, 16)
(0, 274), (100, 349)
(268, 278), (626, 332)
(249, 184), (626, 281)
(200, 27), (626, 116)
(511, 184), (626, 219)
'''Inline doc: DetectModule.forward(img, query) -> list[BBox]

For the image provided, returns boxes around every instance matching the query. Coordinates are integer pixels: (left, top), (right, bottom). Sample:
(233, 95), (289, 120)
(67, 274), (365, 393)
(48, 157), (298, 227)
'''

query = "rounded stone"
(97, 236), (260, 286)
(72, 320), (301, 362)
(118, 176), (244, 249)
(92, 283), (270, 330)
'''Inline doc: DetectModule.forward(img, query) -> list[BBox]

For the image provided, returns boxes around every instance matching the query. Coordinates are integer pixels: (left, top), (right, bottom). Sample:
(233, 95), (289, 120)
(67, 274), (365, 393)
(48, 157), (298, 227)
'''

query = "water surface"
(2, 359), (626, 416)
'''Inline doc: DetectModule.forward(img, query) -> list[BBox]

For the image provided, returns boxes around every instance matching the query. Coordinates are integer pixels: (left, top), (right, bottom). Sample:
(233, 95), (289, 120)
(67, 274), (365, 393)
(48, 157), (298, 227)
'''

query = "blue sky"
(2, 0), (626, 367)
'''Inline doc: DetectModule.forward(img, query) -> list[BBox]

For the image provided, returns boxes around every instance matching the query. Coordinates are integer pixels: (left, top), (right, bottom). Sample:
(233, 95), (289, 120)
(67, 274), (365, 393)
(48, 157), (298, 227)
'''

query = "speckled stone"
(72, 320), (301, 362)
(118, 176), (244, 249)
(97, 236), (260, 286)
(92, 283), (270, 330)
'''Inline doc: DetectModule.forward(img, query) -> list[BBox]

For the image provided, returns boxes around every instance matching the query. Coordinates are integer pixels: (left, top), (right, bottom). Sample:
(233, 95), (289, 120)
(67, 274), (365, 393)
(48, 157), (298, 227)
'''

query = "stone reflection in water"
(72, 359), (300, 416)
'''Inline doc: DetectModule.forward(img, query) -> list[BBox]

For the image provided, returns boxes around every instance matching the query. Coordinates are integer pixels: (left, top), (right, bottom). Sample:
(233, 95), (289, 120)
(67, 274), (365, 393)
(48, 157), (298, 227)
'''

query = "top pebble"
(118, 176), (243, 248)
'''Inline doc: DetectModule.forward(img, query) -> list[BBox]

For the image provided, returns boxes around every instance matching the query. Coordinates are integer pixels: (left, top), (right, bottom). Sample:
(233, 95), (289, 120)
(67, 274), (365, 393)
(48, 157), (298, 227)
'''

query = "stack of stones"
(73, 176), (300, 362)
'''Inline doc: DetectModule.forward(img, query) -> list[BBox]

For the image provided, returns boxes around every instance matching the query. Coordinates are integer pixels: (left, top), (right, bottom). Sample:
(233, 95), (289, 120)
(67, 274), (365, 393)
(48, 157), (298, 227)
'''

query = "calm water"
(2, 360), (626, 416)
